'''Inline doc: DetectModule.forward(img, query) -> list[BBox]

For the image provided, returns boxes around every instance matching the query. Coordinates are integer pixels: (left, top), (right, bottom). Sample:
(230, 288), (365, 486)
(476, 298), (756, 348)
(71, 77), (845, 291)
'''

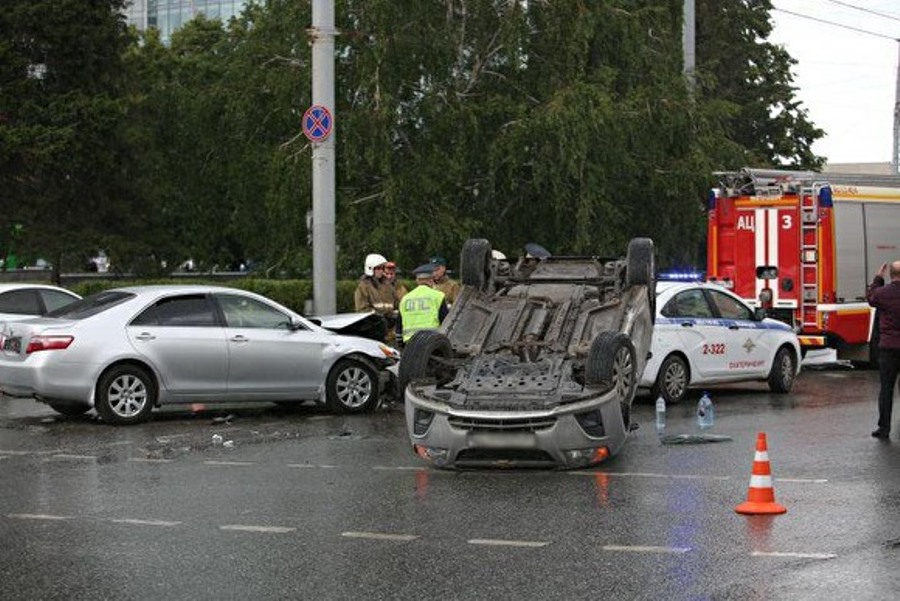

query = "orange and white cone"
(735, 432), (787, 515)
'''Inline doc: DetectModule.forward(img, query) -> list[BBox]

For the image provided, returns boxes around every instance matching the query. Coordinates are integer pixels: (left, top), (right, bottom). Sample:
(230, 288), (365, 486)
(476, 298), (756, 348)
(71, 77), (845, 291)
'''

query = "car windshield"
(45, 290), (135, 320)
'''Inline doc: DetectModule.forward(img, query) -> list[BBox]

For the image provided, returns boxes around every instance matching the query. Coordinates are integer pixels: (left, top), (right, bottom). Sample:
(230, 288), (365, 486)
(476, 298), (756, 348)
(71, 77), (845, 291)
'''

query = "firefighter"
(397, 263), (449, 343)
(354, 253), (399, 343)
(867, 260), (900, 439)
(384, 261), (408, 305)
(429, 255), (461, 307)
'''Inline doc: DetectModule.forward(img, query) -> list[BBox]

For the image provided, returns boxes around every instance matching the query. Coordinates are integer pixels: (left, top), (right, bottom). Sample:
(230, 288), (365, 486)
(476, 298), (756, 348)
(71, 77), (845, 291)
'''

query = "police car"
(639, 280), (801, 403)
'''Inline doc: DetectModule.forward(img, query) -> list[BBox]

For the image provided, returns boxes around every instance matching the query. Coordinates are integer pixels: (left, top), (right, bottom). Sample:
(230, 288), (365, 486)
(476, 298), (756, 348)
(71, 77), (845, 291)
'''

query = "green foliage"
(67, 277), (367, 315)
(3, 0), (824, 281)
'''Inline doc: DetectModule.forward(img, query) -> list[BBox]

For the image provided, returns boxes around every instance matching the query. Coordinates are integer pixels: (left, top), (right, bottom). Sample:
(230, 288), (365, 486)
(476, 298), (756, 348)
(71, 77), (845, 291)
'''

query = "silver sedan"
(0, 285), (399, 424)
(0, 283), (81, 322)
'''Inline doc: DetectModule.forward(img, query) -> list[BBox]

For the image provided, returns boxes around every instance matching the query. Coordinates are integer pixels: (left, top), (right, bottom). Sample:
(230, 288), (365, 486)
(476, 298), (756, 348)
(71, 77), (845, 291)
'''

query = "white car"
(0, 283), (81, 322)
(639, 281), (801, 403)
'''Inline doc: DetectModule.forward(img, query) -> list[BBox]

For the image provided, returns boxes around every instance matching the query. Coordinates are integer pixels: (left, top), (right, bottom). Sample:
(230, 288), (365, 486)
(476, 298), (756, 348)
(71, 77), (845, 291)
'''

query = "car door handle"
(728, 325), (740, 330)
(134, 333), (155, 341)
(230, 335), (250, 343)
(680, 321), (695, 327)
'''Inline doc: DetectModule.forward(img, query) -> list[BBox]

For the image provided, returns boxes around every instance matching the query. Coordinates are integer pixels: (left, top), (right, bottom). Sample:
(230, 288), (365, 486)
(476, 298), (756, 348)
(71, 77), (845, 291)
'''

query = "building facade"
(124, 0), (248, 42)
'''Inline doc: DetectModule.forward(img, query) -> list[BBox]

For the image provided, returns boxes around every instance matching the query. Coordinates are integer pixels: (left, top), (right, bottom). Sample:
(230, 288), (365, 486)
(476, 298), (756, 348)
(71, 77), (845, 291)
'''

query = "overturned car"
(400, 238), (655, 469)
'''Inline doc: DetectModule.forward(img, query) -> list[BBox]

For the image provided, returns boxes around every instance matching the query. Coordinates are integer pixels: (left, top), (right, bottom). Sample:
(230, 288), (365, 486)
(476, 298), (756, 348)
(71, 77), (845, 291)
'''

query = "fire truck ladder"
(800, 186), (819, 329)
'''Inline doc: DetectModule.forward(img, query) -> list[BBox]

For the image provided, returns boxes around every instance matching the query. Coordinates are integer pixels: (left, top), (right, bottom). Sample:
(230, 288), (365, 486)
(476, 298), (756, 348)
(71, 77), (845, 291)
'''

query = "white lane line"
(468, 538), (549, 548)
(287, 463), (338, 469)
(342, 531), (419, 542)
(0, 450), (33, 456)
(204, 460), (256, 467)
(602, 545), (691, 554)
(8, 513), (71, 521)
(372, 466), (423, 471)
(571, 472), (827, 484)
(128, 458), (174, 464)
(570, 471), (730, 481)
(110, 518), (182, 527)
(50, 454), (98, 461)
(220, 525), (296, 534)
(752, 551), (837, 560)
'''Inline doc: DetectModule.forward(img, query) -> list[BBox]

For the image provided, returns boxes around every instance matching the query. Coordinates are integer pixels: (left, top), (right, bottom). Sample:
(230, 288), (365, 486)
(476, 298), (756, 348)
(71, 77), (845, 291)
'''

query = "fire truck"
(706, 168), (900, 365)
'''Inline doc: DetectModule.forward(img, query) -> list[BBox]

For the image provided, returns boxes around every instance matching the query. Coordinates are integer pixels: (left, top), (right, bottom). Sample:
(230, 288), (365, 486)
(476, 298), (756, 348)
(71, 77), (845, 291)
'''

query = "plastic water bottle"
(655, 396), (666, 432)
(697, 391), (714, 430)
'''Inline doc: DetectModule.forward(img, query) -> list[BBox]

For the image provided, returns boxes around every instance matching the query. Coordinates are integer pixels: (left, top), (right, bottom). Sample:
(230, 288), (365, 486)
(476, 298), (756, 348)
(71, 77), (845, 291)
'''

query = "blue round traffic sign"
(302, 104), (333, 142)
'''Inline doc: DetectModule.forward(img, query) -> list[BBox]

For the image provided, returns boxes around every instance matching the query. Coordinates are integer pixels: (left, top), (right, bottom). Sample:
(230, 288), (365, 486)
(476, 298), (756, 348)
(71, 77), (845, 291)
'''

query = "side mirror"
(293, 317), (309, 330)
(754, 308), (767, 321)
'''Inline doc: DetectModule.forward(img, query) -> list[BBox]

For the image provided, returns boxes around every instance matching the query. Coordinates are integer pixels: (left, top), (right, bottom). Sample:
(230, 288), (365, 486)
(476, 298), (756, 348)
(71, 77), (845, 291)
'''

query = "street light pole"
(310, 0), (337, 315)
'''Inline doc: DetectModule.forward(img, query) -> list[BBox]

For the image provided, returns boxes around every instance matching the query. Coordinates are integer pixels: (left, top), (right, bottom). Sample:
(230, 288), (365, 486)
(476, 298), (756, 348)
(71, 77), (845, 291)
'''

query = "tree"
(695, 0), (824, 170)
(0, 0), (135, 279)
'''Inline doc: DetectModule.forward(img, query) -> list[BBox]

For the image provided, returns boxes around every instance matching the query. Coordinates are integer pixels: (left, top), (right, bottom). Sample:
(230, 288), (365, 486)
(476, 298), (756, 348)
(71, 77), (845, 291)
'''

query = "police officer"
(354, 253), (399, 343)
(398, 263), (449, 343)
(429, 255), (461, 307)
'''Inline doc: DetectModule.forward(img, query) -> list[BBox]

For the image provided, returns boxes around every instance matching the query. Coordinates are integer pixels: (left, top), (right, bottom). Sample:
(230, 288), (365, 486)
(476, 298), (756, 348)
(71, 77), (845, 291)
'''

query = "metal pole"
(683, 0), (696, 93)
(893, 39), (900, 173)
(310, 0), (336, 315)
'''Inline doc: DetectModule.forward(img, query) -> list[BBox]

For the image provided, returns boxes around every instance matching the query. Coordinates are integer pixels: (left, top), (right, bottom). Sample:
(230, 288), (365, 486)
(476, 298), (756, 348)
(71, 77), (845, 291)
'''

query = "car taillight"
(26, 335), (74, 354)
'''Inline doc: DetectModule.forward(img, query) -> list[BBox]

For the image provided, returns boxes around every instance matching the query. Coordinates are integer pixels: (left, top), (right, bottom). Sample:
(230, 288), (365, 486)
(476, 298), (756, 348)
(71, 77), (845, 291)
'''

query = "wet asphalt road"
(1, 365), (900, 600)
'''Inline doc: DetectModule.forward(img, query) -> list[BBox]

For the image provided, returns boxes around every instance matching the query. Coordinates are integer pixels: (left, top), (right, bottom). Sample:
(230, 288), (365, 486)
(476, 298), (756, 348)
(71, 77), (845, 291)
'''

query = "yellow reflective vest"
(400, 285), (445, 342)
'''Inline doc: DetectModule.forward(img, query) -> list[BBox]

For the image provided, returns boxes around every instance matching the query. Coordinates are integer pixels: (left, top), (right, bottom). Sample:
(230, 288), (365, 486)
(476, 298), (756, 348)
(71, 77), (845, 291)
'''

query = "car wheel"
(586, 332), (637, 425)
(95, 365), (156, 425)
(326, 358), (379, 414)
(399, 330), (454, 396)
(460, 238), (493, 291)
(767, 346), (797, 393)
(652, 354), (689, 404)
(47, 402), (91, 417)
(626, 237), (654, 287)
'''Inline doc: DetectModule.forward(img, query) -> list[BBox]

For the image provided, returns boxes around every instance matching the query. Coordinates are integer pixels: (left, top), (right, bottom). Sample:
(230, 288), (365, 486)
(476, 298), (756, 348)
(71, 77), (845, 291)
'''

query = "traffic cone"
(735, 432), (787, 515)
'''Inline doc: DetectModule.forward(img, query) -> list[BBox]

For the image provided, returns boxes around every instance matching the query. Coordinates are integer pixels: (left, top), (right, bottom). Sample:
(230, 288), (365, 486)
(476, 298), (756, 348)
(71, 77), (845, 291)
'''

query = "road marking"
(467, 538), (549, 548)
(602, 544), (691, 554)
(752, 551), (837, 560)
(372, 466), (423, 471)
(287, 463), (338, 469)
(107, 441), (133, 447)
(50, 454), (97, 461)
(0, 450), (33, 455)
(220, 525), (296, 534)
(570, 471), (730, 481)
(204, 460), (255, 467)
(110, 518), (182, 527)
(342, 531), (419, 542)
(128, 458), (174, 464)
(571, 472), (828, 484)
(8, 513), (70, 521)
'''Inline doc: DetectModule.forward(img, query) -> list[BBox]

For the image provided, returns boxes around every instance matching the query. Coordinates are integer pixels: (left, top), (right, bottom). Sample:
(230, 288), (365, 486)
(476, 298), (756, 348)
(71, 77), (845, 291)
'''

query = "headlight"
(378, 344), (401, 360)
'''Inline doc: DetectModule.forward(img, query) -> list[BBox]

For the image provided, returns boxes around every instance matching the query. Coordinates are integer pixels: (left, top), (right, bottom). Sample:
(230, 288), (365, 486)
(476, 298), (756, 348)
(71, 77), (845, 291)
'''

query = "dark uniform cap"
(429, 256), (448, 266)
(413, 263), (436, 277)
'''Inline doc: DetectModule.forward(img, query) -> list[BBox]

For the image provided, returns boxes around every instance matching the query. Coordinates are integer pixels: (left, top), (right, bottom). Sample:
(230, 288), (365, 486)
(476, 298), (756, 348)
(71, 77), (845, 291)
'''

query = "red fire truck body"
(707, 168), (900, 364)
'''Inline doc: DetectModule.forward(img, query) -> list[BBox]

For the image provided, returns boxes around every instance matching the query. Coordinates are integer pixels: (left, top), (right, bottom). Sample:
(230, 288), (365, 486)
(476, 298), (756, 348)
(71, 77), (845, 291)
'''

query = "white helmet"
(364, 253), (388, 276)
(491, 250), (507, 260)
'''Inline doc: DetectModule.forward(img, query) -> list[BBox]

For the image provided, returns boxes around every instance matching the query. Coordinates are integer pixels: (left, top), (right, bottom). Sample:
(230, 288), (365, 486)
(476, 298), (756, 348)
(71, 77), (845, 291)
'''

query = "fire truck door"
(734, 206), (801, 308)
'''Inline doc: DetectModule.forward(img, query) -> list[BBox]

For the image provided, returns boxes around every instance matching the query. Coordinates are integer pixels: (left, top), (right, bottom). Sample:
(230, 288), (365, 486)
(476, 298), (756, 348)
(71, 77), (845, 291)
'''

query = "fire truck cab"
(707, 168), (900, 365)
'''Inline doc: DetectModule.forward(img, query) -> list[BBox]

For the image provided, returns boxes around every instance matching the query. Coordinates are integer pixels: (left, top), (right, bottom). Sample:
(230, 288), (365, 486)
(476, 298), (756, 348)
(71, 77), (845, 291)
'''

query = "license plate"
(2, 336), (21, 353)
(469, 432), (536, 448)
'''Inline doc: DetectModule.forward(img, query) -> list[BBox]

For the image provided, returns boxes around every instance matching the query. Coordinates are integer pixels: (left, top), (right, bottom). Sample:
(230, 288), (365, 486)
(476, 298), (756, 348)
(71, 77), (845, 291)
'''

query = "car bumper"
(0, 357), (97, 405)
(404, 387), (628, 469)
